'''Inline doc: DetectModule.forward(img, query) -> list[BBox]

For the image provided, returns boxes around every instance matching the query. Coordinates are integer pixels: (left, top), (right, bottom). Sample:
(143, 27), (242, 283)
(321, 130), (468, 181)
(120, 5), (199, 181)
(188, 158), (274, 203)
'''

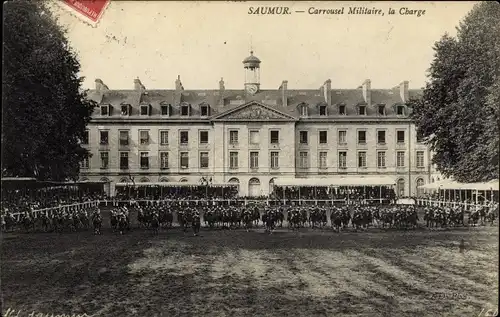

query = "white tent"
(273, 176), (395, 187)
(419, 179), (499, 191)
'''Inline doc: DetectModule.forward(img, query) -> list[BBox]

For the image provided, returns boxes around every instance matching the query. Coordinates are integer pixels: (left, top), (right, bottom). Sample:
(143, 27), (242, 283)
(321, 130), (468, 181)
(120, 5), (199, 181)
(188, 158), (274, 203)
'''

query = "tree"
(410, 1), (500, 182)
(3, 0), (97, 181)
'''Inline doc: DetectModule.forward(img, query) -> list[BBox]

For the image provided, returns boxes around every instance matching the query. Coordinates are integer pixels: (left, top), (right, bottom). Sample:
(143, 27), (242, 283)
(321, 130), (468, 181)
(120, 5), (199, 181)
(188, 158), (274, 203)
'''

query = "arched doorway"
(269, 177), (277, 194)
(100, 177), (110, 196)
(396, 178), (405, 197)
(79, 177), (89, 182)
(416, 178), (424, 197)
(179, 178), (188, 183)
(228, 177), (240, 186)
(159, 177), (169, 182)
(119, 177), (129, 183)
(139, 177), (150, 183)
(248, 178), (261, 197)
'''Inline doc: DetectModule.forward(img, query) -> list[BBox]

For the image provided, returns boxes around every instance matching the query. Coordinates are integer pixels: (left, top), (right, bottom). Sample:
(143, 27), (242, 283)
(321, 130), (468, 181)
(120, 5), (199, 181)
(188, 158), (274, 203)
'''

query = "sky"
(50, 1), (478, 90)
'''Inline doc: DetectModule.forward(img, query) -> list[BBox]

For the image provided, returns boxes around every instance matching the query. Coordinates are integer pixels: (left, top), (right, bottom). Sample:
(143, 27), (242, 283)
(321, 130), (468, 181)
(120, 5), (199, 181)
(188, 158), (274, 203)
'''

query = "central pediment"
(212, 101), (297, 121)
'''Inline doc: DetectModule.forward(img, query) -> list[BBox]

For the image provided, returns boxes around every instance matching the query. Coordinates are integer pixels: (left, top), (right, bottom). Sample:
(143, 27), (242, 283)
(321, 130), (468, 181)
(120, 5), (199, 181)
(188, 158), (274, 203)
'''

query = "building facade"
(81, 52), (438, 197)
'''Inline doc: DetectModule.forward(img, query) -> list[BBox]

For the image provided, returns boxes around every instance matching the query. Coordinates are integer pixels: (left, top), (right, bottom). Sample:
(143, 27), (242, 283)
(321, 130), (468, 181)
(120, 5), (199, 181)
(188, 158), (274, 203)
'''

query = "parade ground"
(2, 224), (498, 317)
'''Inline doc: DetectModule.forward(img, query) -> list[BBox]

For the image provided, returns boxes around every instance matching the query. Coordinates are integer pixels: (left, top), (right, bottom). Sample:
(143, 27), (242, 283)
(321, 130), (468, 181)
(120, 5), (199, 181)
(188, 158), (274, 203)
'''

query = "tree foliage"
(410, 2), (500, 182)
(3, 0), (97, 181)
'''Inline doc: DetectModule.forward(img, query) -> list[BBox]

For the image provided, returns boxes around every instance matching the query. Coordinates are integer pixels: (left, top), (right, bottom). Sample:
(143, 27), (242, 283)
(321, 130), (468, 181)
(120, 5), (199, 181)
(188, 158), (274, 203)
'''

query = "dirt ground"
(1, 223), (498, 317)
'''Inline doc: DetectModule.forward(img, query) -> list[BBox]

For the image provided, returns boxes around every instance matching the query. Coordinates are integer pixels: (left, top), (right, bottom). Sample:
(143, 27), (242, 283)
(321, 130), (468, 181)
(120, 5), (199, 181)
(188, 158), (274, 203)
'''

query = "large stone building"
(81, 51), (437, 197)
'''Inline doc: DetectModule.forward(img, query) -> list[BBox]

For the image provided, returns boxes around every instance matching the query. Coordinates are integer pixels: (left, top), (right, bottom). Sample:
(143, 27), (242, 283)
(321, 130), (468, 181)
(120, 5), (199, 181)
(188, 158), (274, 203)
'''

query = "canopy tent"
(115, 182), (238, 187)
(273, 176), (396, 187)
(419, 179), (499, 191)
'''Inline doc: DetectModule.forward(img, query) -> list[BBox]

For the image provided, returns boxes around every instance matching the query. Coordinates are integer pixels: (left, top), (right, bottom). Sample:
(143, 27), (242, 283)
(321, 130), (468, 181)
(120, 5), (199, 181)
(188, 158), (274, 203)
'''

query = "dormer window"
(161, 104), (170, 116)
(378, 105), (386, 116)
(397, 105), (405, 115)
(181, 103), (190, 116)
(339, 104), (346, 115)
(100, 105), (109, 116)
(200, 104), (210, 116)
(140, 104), (150, 116)
(358, 105), (366, 115)
(121, 104), (130, 116)
(319, 105), (327, 116)
(299, 103), (308, 117)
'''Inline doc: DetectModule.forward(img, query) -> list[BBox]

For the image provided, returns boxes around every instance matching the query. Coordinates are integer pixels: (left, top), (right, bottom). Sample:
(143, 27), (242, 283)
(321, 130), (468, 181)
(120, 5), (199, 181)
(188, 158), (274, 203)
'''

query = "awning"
(115, 182), (238, 187)
(273, 176), (396, 187)
(419, 179), (499, 191)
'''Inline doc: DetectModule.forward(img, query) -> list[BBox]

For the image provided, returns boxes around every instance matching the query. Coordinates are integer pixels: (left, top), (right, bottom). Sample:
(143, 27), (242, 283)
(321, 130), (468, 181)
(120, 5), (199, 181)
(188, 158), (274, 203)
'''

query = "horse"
(92, 214), (102, 235)
(192, 213), (201, 236)
(150, 214), (160, 235)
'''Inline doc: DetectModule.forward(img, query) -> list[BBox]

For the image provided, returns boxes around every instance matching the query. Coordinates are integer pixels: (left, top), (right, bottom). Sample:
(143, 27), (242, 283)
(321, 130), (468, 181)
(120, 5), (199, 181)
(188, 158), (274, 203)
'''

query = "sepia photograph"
(2, 1), (499, 316)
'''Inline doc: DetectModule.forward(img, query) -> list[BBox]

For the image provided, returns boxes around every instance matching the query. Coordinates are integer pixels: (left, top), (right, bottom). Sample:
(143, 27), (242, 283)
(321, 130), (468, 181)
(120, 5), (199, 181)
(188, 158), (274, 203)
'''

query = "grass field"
(1, 223), (498, 317)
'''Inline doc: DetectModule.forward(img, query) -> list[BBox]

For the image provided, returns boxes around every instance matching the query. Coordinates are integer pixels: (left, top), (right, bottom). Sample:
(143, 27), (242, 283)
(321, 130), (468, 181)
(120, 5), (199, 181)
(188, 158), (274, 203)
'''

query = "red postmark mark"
(62, 0), (110, 23)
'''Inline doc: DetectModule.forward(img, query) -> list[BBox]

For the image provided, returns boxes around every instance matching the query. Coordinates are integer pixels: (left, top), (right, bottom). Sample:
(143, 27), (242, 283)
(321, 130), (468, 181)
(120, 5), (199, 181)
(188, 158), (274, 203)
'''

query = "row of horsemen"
(2, 201), (497, 234)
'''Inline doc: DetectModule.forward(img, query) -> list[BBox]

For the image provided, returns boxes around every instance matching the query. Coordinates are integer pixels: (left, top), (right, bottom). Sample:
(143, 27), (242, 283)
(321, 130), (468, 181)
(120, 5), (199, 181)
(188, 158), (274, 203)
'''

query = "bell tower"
(242, 51), (261, 95)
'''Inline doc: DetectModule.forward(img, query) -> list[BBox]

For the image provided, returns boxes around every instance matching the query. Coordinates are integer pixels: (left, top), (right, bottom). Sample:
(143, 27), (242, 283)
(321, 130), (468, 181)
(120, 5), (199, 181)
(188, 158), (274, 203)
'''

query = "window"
(270, 130), (279, 144)
(397, 151), (405, 167)
(377, 151), (386, 168)
(139, 130), (149, 145)
(377, 131), (386, 144)
(120, 152), (129, 169)
(82, 130), (89, 145)
(200, 105), (209, 116)
(249, 130), (260, 144)
(229, 152), (239, 169)
(140, 152), (149, 169)
(100, 105), (109, 116)
(99, 131), (109, 145)
(119, 131), (129, 146)
(180, 131), (189, 145)
(416, 178), (425, 197)
(416, 151), (425, 168)
(339, 105), (346, 115)
(140, 105), (149, 116)
(338, 151), (347, 168)
(299, 152), (309, 168)
(100, 152), (109, 169)
(319, 152), (327, 169)
(160, 152), (169, 169)
(300, 105), (308, 117)
(229, 130), (239, 144)
(250, 152), (259, 169)
(199, 152), (209, 169)
(180, 152), (189, 168)
(299, 131), (308, 144)
(80, 157), (89, 169)
(417, 133), (424, 143)
(378, 105), (385, 115)
(338, 130), (347, 144)
(121, 105), (129, 116)
(160, 130), (169, 145)
(358, 151), (367, 168)
(319, 131), (328, 144)
(161, 104), (169, 116)
(358, 105), (366, 115)
(397, 105), (405, 115)
(199, 131), (209, 144)
(397, 131), (405, 144)
(181, 104), (190, 116)
(270, 152), (279, 169)
(319, 105), (327, 116)
(358, 131), (366, 144)
(397, 179), (405, 196)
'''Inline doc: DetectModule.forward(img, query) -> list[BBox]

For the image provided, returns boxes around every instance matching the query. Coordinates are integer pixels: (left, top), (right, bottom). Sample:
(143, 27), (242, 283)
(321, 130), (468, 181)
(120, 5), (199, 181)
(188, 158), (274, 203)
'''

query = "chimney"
(400, 81), (409, 103)
(324, 79), (332, 105)
(134, 77), (145, 91)
(280, 80), (288, 107)
(175, 75), (184, 91)
(95, 78), (108, 91)
(219, 77), (225, 105)
(361, 79), (371, 106)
